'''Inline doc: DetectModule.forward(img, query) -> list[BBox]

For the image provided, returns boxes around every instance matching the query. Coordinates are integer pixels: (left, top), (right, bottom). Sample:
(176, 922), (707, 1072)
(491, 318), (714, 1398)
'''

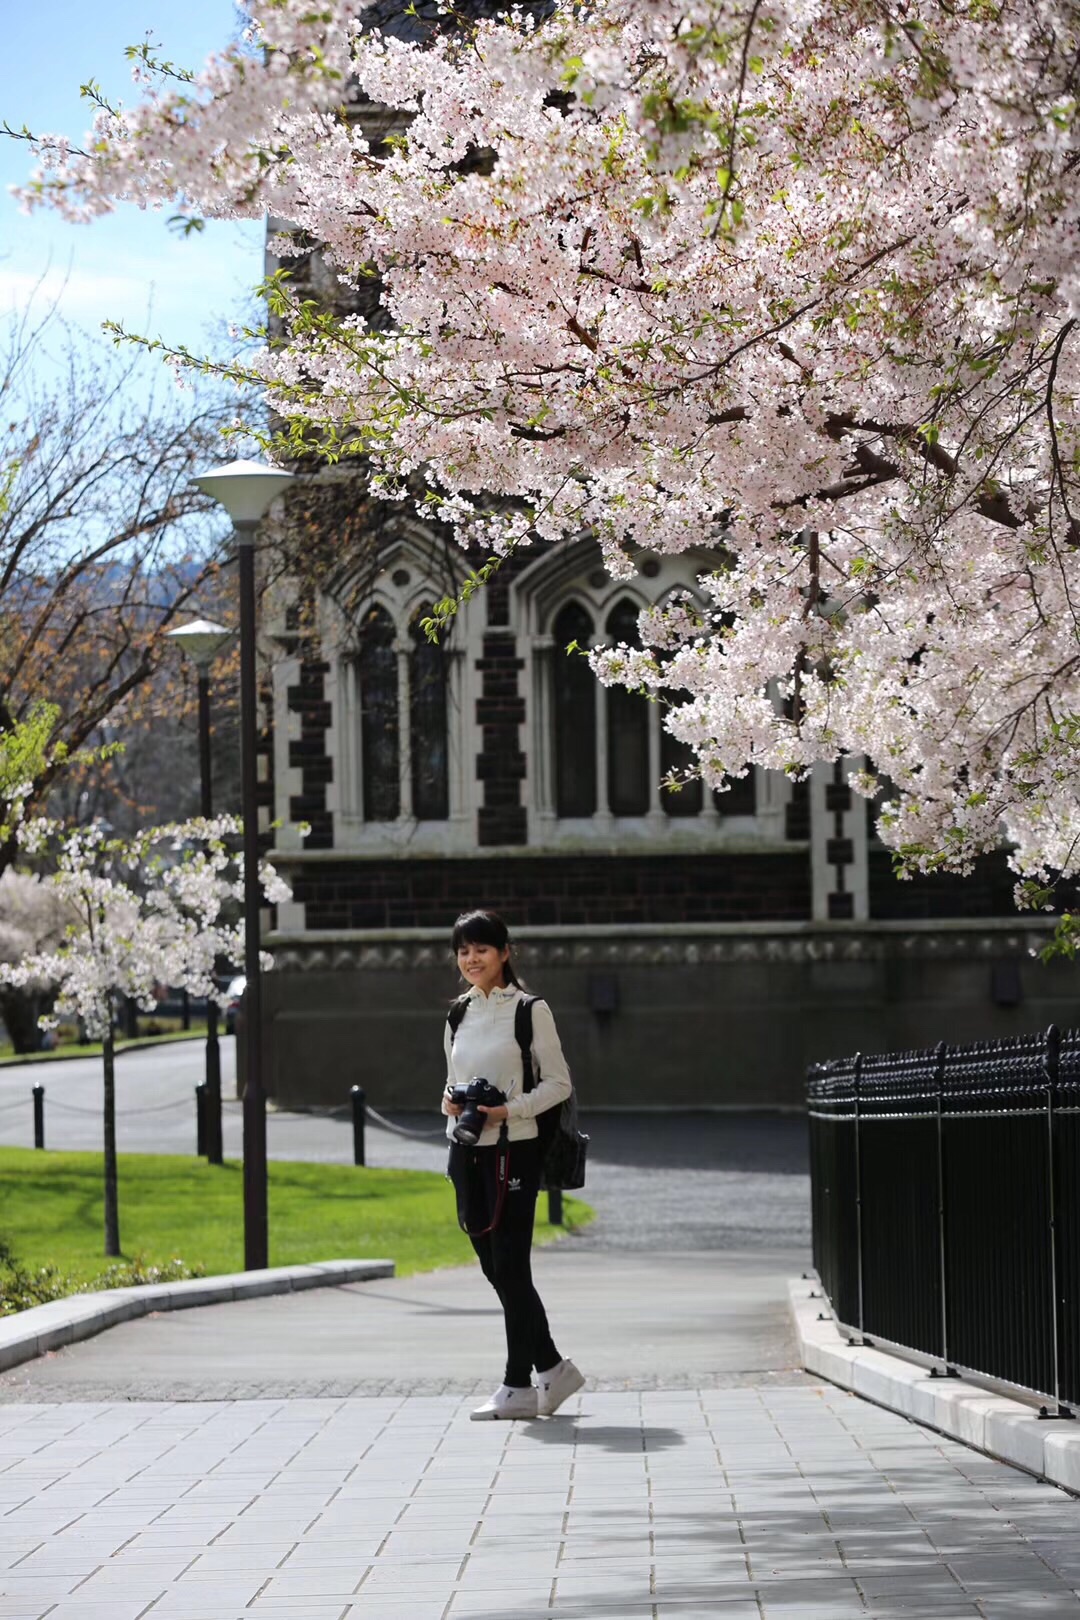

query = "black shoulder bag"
(514, 996), (589, 1191)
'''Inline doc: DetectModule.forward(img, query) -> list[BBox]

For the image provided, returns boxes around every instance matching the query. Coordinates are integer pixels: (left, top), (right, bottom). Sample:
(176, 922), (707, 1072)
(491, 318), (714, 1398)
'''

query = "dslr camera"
(450, 1077), (507, 1146)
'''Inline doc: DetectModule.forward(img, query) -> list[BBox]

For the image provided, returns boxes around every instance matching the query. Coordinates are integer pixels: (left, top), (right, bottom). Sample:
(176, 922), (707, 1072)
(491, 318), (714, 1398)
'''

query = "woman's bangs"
(451, 914), (506, 953)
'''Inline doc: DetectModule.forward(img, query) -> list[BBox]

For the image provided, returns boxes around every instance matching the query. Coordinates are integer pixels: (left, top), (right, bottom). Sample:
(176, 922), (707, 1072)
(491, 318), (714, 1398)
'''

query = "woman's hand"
(477, 1104), (509, 1124)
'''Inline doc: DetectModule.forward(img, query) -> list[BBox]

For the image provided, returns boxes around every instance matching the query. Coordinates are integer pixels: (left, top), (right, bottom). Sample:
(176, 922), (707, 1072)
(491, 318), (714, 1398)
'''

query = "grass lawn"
(0, 1026), (209, 1065)
(0, 1148), (594, 1288)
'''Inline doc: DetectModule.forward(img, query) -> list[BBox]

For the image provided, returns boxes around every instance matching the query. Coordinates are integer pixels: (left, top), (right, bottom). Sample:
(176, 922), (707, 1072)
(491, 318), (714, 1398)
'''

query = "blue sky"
(0, 2), (265, 371)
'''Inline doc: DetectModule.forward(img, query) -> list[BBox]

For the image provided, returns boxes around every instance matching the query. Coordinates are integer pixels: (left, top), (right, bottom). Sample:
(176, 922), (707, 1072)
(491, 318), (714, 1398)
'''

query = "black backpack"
(446, 994), (588, 1190)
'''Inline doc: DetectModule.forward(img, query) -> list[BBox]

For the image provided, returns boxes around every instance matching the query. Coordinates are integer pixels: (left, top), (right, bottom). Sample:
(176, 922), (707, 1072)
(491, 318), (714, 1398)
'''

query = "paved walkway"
(2, 1051), (1079, 1615)
(3, 1385), (1080, 1619)
(0, 1250), (806, 1403)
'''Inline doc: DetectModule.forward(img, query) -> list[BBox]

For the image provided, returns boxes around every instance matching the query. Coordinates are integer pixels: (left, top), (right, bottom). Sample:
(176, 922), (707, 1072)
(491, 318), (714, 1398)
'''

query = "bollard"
(32, 1084), (44, 1151)
(195, 1082), (207, 1157)
(351, 1086), (366, 1167)
(547, 1187), (563, 1227)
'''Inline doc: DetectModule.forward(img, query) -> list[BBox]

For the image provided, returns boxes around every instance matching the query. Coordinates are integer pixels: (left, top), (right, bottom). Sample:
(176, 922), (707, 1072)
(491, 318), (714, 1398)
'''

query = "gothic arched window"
(552, 601), (597, 817)
(660, 702), (704, 818)
(358, 605), (400, 821)
(409, 608), (450, 821)
(605, 598), (650, 816)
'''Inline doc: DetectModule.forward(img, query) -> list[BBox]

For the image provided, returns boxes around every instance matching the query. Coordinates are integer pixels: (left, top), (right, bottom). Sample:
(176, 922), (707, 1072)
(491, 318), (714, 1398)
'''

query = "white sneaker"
(470, 1384), (539, 1422)
(537, 1359), (585, 1417)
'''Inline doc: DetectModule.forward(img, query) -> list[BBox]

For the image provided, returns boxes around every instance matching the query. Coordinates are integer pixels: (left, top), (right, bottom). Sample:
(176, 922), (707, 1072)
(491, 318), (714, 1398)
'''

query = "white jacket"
(442, 984), (573, 1148)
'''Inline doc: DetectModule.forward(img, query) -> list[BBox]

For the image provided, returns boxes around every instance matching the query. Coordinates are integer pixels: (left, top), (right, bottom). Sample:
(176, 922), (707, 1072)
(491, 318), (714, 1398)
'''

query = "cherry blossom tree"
(13, 0), (1080, 901)
(0, 815), (289, 1256)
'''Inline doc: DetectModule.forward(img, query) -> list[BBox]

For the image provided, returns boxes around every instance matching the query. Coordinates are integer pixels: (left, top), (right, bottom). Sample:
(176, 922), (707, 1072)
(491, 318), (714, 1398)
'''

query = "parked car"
(224, 976), (245, 1035)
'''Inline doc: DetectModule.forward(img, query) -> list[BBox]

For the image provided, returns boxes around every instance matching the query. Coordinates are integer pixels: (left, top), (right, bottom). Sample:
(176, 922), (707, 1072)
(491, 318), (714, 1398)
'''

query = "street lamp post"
(191, 460), (293, 1270)
(166, 617), (234, 1166)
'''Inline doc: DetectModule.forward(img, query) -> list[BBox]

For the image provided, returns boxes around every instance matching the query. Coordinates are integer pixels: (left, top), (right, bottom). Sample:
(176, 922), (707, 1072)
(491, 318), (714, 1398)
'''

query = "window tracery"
(537, 566), (763, 832)
(552, 602), (598, 818)
(409, 605), (450, 822)
(350, 597), (453, 825)
(357, 604), (400, 822)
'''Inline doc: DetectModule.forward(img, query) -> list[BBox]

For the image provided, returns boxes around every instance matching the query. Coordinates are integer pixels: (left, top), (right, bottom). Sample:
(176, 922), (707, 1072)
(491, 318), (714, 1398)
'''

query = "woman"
(443, 908), (586, 1421)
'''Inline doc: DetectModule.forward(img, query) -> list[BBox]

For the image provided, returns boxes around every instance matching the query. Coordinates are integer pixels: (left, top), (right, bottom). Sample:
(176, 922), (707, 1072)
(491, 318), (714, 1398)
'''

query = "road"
(0, 1041), (811, 1253)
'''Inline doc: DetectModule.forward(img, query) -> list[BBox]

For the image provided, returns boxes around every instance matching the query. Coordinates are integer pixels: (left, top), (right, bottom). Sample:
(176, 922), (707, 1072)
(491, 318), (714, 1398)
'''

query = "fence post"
(195, 1082), (207, 1157)
(32, 1084), (44, 1150)
(933, 1039), (952, 1371)
(1044, 1025), (1069, 1416)
(351, 1086), (366, 1167)
(547, 1188), (564, 1227)
(853, 1052), (864, 1340)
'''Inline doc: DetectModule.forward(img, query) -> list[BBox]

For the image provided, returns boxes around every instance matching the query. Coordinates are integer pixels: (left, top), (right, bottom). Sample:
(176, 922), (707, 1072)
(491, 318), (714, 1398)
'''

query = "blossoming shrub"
(0, 1239), (204, 1317)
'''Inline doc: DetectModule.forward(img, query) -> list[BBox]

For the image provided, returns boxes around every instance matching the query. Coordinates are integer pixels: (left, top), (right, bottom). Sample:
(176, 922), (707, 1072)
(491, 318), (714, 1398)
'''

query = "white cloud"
(0, 263), (164, 321)
(0, 216), (265, 350)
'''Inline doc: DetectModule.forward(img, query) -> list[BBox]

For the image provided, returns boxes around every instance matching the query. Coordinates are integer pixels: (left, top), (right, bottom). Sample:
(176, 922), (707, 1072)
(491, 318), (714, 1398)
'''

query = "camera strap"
(457, 1124), (511, 1238)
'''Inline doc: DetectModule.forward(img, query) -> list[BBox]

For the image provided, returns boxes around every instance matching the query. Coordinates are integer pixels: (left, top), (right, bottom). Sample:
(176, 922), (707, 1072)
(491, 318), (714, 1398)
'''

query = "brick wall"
(286, 656), (334, 849)
(473, 545), (538, 845)
(288, 850), (811, 929)
(475, 632), (527, 845)
(868, 847), (1019, 919)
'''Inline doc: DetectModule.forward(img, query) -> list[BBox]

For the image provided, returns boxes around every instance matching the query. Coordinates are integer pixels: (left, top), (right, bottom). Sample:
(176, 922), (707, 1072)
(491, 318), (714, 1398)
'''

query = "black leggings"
(448, 1136), (560, 1389)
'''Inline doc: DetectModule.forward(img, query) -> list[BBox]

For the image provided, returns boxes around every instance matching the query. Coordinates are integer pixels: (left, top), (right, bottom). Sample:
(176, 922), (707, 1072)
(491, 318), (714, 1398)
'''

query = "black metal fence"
(808, 1025), (1080, 1413)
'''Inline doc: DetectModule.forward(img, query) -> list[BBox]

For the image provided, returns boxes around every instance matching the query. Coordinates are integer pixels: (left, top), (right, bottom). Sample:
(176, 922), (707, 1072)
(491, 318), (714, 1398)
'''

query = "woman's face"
(457, 940), (510, 994)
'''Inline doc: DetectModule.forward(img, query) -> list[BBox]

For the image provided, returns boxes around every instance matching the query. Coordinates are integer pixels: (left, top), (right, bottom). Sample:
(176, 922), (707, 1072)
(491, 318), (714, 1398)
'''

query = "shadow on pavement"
(520, 1420), (686, 1454)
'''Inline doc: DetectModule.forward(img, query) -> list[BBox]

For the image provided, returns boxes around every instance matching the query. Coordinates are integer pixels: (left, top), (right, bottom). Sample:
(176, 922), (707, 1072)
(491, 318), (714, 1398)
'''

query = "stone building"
(258, 507), (1075, 1112)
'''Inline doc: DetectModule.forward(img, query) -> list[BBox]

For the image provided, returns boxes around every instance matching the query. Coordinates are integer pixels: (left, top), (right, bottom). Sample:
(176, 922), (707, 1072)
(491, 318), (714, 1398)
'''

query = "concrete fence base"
(789, 1277), (1080, 1495)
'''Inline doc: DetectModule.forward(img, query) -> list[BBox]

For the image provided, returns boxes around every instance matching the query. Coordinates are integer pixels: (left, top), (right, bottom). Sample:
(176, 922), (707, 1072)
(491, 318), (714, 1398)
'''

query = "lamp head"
(166, 618), (234, 670)
(192, 458), (294, 524)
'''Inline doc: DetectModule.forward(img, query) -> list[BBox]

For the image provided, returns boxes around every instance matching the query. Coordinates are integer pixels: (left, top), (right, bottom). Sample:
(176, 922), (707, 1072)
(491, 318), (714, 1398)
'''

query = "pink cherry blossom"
(18, 0), (1080, 893)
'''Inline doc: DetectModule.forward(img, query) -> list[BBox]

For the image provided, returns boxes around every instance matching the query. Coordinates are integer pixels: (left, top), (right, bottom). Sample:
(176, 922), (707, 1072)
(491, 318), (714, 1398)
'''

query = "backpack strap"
(449, 993), (540, 1091)
(446, 995), (470, 1043)
(514, 995), (541, 1092)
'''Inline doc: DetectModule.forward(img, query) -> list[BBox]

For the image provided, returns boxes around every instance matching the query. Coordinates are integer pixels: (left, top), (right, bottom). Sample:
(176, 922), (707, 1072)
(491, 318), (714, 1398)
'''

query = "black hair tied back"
(451, 909), (523, 988)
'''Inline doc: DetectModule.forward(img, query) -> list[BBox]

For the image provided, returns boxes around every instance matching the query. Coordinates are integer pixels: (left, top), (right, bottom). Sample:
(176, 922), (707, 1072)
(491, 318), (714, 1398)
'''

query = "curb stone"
(0, 1258), (394, 1372)
(789, 1275), (1080, 1494)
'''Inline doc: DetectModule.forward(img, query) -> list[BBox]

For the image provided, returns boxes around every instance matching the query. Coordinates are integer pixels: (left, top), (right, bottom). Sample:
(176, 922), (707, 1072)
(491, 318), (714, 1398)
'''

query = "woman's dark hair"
(451, 909), (523, 988)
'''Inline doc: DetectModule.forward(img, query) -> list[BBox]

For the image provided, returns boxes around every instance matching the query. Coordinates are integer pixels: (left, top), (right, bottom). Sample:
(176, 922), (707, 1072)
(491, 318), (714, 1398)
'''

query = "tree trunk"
(102, 1025), (121, 1257)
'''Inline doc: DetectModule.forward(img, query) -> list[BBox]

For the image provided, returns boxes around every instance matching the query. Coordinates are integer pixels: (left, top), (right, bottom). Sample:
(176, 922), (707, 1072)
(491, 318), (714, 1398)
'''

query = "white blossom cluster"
(0, 816), (289, 1039)
(19, 0), (1080, 889)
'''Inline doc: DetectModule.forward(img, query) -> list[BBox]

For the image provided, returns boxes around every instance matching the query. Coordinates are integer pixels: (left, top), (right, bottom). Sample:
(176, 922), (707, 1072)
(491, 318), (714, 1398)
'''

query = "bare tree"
(0, 303), (234, 870)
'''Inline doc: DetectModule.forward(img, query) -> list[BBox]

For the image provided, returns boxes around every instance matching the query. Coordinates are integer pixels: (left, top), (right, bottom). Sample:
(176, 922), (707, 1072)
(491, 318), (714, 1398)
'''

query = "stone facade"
(254, 507), (1062, 1112)
(259, 919), (1073, 1111)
